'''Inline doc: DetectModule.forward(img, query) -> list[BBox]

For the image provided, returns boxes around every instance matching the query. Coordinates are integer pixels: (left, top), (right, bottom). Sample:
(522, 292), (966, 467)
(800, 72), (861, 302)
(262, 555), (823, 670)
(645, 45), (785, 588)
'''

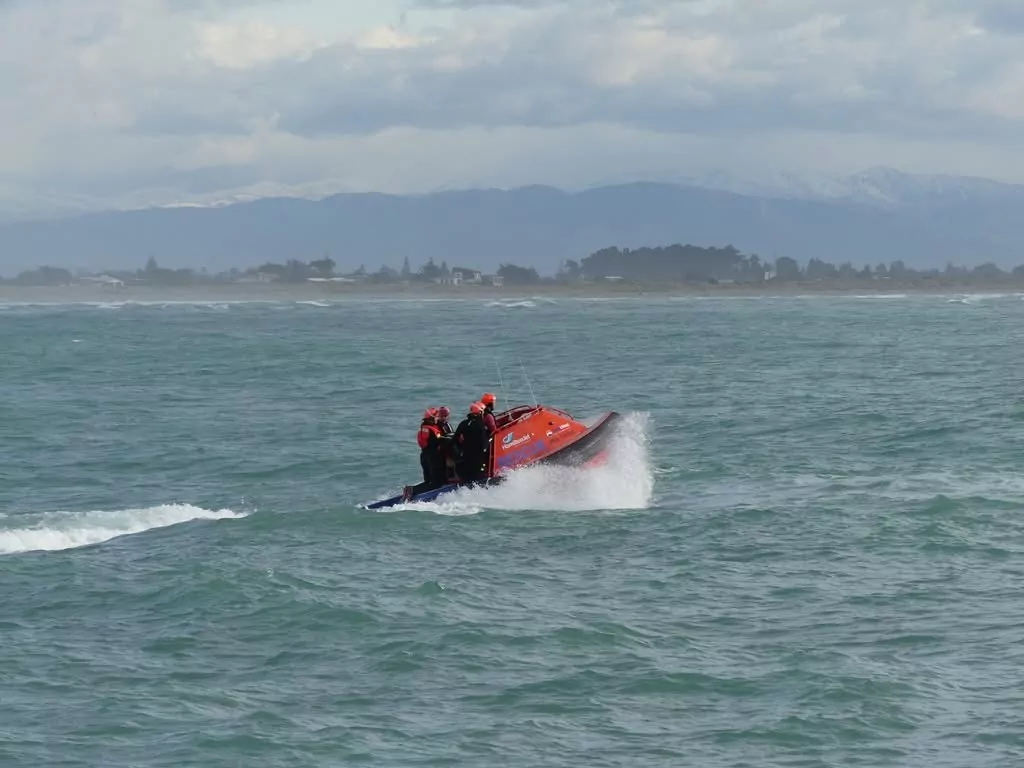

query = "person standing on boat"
(417, 408), (445, 488)
(436, 406), (453, 436)
(480, 393), (498, 434)
(454, 402), (489, 485)
(435, 406), (455, 483)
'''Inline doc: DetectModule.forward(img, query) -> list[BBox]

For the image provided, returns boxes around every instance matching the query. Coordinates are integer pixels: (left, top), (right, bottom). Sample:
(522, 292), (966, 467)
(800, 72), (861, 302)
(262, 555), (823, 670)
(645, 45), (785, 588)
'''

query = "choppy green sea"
(3, 292), (1024, 767)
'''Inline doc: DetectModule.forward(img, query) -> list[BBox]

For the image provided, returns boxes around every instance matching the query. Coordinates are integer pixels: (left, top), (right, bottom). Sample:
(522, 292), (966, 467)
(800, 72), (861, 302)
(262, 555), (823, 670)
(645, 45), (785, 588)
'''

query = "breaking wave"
(396, 411), (654, 516)
(0, 503), (245, 555)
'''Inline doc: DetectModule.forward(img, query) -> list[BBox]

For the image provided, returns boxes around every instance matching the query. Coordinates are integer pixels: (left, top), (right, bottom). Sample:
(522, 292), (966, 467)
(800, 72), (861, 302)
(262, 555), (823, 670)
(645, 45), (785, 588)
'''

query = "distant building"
(451, 266), (482, 284)
(434, 266), (490, 286)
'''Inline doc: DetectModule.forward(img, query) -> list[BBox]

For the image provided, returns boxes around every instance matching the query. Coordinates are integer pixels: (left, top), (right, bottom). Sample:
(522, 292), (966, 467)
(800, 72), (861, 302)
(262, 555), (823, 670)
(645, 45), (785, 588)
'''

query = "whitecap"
(0, 503), (246, 555)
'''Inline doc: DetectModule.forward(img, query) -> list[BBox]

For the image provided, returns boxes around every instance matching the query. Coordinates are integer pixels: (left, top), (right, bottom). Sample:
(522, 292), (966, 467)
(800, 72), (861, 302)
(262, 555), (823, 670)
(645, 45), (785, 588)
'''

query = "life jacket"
(417, 421), (442, 450)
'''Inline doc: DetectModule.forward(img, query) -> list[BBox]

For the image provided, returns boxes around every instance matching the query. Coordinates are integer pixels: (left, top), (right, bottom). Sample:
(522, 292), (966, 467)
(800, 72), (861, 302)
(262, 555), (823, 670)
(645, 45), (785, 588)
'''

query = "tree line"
(4, 245), (1022, 286)
(2, 255), (543, 286)
(558, 245), (1023, 283)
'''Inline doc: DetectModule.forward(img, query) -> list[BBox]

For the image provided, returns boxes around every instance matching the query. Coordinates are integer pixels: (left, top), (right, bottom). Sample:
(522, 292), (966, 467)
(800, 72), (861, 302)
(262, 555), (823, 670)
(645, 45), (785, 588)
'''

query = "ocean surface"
(3, 292), (1024, 767)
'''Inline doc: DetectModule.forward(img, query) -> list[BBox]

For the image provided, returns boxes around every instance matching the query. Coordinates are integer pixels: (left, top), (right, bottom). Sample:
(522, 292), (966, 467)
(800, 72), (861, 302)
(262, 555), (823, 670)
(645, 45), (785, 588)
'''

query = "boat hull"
(363, 478), (502, 510)
(528, 411), (620, 470)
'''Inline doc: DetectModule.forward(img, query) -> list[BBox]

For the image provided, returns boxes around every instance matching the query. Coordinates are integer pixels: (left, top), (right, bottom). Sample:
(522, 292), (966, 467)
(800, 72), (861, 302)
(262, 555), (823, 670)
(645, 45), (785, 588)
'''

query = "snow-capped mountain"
(676, 166), (1024, 208)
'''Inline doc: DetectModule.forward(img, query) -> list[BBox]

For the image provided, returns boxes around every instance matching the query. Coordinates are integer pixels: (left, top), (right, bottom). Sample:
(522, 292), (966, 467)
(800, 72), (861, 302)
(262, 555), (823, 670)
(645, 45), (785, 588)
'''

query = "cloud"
(193, 20), (327, 69)
(2, 0), (1024, 215)
(172, 2), (1024, 142)
(936, 0), (1024, 34)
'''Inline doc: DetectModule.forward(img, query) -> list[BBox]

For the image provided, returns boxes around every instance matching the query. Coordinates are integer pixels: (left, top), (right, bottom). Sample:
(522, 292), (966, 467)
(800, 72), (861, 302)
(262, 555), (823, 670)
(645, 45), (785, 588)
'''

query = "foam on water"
(486, 300), (537, 308)
(883, 470), (1024, 504)
(399, 411), (654, 516)
(849, 293), (910, 299)
(0, 503), (245, 555)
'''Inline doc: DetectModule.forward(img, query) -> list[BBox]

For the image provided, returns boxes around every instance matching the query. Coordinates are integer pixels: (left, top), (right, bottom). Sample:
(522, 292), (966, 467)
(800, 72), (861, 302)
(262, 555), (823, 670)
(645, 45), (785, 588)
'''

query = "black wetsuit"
(436, 421), (454, 482)
(420, 450), (442, 486)
(454, 413), (490, 484)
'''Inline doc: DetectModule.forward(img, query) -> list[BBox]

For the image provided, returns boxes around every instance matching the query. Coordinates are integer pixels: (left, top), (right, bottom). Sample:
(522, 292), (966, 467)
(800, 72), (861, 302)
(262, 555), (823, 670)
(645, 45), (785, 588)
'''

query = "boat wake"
(0, 503), (246, 555)
(390, 411), (654, 516)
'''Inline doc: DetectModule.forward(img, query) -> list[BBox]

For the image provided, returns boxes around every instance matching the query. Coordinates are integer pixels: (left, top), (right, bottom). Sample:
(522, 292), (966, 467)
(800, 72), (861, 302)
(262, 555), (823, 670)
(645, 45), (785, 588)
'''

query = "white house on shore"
(434, 266), (503, 287)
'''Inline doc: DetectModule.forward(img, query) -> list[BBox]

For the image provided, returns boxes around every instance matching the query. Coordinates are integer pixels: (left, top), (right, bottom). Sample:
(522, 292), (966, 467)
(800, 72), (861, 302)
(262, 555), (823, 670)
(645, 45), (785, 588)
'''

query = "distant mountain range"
(677, 166), (1024, 208)
(2, 167), (1023, 277)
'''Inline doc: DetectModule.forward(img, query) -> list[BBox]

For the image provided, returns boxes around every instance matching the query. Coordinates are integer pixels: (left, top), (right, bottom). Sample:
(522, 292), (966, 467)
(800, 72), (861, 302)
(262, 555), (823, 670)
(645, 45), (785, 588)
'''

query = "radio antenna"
(519, 357), (537, 406)
(495, 359), (509, 405)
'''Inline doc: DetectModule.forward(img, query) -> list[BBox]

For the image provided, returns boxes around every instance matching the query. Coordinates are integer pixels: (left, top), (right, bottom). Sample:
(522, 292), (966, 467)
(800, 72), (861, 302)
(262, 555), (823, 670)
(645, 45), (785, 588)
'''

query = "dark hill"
(0, 181), (1017, 276)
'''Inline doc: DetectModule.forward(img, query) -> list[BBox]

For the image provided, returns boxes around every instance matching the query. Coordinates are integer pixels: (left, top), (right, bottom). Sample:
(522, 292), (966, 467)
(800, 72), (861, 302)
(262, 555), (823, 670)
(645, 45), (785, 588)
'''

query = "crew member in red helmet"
(480, 392), (498, 434)
(436, 406), (453, 436)
(454, 402), (489, 484)
(416, 408), (444, 488)
(435, 406), (455, 482)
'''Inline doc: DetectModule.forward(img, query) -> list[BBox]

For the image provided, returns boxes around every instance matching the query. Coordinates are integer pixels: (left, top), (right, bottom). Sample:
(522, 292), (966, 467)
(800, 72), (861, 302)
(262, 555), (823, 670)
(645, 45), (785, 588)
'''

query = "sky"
(2, 0), (1024, 215)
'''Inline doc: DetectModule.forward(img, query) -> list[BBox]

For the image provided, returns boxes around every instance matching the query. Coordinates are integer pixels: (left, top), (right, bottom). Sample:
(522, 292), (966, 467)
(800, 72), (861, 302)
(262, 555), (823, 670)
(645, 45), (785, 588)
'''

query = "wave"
(486, 300), (537, 309)
(0, 503), (245, 555)
(393, 411), (655, 516)
(0, 300), (272, 310)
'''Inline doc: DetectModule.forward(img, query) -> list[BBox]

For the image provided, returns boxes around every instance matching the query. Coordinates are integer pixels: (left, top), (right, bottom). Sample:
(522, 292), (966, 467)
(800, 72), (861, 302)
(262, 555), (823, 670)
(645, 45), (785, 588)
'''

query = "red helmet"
(481, 392), (496, 406)
(469, 402), (484, 415)
(437, 406), (450, 419)
(423, 407), (438, 420)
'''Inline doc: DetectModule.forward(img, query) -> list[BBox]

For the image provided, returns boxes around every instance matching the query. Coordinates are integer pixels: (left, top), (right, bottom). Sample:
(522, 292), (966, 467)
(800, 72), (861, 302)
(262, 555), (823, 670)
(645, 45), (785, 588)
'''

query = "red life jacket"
(417, 421), (442, 450)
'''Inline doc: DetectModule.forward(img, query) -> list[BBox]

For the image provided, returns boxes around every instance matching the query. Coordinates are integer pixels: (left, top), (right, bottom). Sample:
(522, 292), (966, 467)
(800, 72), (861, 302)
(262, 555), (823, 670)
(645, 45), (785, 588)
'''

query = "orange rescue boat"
(364, 404), (621, 508)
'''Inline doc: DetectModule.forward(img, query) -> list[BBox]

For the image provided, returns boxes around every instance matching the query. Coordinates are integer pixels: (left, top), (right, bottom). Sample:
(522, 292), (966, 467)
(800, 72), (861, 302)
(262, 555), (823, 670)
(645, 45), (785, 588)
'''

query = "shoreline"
(1, 279), (1023, 303)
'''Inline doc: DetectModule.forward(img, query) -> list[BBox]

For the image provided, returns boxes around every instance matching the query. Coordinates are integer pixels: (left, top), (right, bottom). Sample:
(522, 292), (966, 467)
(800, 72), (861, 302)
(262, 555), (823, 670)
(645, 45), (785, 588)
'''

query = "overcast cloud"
(1, 0), (1023, 214)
